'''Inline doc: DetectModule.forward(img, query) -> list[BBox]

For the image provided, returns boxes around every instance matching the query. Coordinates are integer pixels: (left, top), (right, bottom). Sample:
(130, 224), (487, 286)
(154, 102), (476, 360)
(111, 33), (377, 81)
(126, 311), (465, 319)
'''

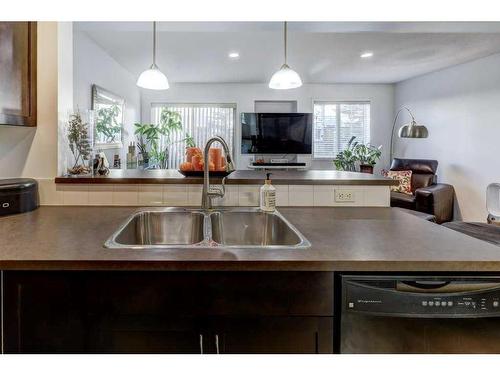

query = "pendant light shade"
(137, 22), (169, 90)
(137, 65), (169, 90)
(399, 120), (429, 138)
(269, 64), (302, 90)
(269, 22), (302, 90)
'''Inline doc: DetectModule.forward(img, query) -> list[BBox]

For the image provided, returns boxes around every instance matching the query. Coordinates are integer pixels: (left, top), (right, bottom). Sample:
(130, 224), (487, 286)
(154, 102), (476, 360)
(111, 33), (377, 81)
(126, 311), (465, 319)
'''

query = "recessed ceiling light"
(360, 51), (374, 58)
(228, 52), (240, 59)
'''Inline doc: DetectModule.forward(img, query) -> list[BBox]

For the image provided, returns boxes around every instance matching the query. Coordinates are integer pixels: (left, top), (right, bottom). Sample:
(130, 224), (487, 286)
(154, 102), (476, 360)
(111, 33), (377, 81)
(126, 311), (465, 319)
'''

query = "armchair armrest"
(415, 183), (455, 224)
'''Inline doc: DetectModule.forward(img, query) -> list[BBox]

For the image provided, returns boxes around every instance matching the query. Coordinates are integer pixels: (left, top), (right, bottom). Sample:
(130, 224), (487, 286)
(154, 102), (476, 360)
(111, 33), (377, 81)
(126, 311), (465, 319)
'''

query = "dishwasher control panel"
(420, 297), (500, 310)
(342, 276), (500, 318)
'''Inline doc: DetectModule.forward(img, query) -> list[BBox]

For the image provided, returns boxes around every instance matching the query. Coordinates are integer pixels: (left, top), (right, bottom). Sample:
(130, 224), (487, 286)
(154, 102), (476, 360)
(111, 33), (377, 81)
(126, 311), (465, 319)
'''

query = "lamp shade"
(268, 64), (303, 90)
(398, 121), (429, 138)
(137, 65), (169, 90)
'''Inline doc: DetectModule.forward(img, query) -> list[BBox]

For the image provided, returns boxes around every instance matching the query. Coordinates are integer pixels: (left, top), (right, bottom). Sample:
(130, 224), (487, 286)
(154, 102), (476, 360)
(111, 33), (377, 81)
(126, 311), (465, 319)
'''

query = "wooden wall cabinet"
(0, 22), (37, 127)
(2, 271), (334, 354)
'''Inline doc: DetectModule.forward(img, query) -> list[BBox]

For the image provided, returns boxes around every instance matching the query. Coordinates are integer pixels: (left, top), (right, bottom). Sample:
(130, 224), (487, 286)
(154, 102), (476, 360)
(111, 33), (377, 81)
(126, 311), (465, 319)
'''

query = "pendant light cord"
(152, 21), (157, 67)
(284, 21), (287, 65)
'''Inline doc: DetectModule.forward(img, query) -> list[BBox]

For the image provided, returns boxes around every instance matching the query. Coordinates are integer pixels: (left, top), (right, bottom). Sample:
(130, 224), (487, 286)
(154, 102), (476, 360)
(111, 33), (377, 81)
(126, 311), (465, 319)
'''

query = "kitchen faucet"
(202, 136), (235, 210)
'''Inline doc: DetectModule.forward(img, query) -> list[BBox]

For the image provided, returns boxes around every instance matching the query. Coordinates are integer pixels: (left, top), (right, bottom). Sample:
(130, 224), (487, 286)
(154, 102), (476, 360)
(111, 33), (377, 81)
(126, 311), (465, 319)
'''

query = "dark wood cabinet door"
(209, 317), (334, 354)
(2, 272), (86, 353)
(83, 272), (205, 353)
(2, 272), (206, 354)
(0, 22), (37, 127)
(87, 315), (203, 354)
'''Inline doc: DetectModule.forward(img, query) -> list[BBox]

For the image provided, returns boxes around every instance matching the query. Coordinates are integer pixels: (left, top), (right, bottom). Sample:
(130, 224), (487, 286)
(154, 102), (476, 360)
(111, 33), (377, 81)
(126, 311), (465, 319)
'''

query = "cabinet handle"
(215, 334), (220, 354)
(199, 334), (204, 354)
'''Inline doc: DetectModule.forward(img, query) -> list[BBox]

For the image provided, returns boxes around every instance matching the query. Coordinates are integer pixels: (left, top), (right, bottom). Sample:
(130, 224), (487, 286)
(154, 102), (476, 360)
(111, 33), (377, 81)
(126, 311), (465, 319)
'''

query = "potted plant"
(66, 110), (93, 176)
(354, 143), (382, 174)
(333, 136), (358, 172)
(134, 109), (194, 169)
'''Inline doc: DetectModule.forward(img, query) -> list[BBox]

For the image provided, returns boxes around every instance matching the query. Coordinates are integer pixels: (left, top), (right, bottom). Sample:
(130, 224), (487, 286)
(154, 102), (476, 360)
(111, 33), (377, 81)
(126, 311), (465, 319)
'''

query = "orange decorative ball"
(179, 162), (194, 171)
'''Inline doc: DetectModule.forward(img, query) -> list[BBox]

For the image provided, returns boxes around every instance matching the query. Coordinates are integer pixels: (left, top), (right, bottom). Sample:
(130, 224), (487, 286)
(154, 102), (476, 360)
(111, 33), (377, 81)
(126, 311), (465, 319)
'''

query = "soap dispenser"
(260, 173), (276, 212)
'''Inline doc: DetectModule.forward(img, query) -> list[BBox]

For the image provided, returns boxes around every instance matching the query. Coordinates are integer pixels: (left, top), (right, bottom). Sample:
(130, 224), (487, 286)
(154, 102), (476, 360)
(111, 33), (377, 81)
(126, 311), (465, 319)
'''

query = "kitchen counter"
(54, 169), (398, 186)
(1, 206), (500, 271)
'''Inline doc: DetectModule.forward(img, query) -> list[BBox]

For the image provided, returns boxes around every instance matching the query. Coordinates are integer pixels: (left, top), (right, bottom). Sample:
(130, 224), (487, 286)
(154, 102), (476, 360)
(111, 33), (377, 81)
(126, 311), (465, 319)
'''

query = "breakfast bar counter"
(54, 169), (398, 186)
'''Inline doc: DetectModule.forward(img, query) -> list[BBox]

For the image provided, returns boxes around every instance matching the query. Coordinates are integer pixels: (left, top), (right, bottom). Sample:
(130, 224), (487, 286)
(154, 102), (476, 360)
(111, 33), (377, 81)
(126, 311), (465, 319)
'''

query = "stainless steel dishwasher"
(340, 275), (500, 353)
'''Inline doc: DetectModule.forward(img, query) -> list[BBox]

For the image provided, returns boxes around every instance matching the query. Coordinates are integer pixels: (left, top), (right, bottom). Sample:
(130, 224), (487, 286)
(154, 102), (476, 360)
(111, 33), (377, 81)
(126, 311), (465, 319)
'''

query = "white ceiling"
(75, 22), (500, 84)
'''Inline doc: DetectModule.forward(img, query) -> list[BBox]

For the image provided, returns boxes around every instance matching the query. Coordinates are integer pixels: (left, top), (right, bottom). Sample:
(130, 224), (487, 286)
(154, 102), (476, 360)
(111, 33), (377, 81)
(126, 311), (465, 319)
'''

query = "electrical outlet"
(334, 189), (355, 202)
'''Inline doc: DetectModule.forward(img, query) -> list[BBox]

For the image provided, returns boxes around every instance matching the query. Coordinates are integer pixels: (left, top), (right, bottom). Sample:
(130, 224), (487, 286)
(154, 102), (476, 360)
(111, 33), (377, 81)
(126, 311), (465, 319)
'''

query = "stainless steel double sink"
(104, 207), (310, 250)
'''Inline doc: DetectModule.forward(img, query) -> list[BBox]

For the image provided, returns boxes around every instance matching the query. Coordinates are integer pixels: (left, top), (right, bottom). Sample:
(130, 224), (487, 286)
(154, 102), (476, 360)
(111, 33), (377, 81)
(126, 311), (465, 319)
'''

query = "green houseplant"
(333, 136), (382, 174)
(354, 143), (382, 174)
(333, 136), (358, 172)
(134, 109), (195, 169)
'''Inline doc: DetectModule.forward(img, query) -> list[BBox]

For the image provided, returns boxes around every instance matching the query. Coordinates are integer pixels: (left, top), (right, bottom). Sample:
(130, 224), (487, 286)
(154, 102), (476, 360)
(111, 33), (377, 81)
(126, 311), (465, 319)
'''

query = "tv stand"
(252, 162), (306, 167)
(248, 162), (307, 170)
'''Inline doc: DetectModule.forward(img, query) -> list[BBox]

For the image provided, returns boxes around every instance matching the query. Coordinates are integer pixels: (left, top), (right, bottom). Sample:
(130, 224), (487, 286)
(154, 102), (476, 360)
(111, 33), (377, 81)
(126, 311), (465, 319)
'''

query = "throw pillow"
(382, 170), (413, 195)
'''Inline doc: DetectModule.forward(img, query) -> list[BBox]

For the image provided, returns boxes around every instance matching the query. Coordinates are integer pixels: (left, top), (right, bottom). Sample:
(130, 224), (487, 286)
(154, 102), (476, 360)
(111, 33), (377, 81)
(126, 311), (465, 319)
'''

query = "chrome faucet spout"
(202, 136), (235, 210)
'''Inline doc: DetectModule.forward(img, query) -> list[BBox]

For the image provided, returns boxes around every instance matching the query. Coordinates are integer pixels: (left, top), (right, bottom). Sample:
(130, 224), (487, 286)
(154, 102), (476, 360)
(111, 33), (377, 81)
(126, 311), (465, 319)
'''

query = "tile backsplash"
(39, 179), (390, 207)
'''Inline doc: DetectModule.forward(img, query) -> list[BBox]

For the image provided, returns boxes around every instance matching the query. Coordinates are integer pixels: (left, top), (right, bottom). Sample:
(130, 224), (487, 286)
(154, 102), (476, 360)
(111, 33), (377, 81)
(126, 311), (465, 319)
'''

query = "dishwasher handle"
(399, 280), (451, 290)
(396, 281), (500, 294)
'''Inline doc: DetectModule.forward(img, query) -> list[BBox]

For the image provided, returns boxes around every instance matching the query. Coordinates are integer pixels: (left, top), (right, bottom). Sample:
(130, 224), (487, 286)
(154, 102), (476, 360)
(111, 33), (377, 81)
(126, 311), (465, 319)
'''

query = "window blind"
(313, 102), (370, 159)
(151, 103), (236, 169)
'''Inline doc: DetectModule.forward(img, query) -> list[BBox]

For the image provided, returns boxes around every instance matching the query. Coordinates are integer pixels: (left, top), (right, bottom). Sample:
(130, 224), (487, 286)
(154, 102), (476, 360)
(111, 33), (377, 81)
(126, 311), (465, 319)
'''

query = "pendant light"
(269, 21), (302, 90)
(137, 21), (169, 90)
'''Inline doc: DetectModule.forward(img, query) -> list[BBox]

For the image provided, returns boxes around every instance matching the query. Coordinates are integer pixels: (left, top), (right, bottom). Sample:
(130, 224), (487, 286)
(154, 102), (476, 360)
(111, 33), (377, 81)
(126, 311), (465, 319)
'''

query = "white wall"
(58, 22), (73, 176)
(141, 83), (395, 171)
(0, 22), (58, 179)
(73, 30), (141, 163)
(395, 52), (500, 221)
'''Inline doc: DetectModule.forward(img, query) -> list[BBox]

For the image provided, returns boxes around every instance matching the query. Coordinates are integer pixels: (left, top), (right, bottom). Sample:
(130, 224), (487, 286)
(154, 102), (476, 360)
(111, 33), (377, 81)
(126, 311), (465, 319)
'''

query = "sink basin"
(105, 207), (310, 249)
(210, 210), (306, 247)
(106, 208), (206, 249)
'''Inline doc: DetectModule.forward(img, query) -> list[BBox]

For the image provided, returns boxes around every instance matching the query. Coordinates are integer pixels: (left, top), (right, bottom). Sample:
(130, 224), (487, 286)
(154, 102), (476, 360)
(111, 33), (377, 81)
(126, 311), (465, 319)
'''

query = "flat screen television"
(241, 113), (312, 154)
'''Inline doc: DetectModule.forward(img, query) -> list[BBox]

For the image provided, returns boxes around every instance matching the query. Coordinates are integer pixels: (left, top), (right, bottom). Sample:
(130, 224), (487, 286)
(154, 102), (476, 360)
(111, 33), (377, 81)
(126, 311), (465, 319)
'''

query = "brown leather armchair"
(390, 158), (454, 224)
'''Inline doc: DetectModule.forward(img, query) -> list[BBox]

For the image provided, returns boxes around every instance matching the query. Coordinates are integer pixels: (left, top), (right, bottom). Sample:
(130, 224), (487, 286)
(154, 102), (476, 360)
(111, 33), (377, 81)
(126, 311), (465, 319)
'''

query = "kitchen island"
(0, 206), (498, 271)
(1, 206), (500, 354)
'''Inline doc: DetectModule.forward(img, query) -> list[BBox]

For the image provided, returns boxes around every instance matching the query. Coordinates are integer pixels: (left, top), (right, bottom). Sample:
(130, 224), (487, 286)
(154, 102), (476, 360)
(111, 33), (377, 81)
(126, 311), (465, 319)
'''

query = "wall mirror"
(91, 84), (124, 149)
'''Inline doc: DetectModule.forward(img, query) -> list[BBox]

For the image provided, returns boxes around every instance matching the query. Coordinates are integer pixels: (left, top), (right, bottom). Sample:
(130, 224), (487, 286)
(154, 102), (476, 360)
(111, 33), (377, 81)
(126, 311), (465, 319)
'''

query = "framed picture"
(0, 22), (37, 127)
(91, 84), (124, 149)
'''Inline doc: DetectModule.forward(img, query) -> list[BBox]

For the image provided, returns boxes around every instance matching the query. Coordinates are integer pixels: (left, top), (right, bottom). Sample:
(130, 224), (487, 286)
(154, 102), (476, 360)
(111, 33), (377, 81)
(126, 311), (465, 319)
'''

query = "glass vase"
(65, 110), (94, 176)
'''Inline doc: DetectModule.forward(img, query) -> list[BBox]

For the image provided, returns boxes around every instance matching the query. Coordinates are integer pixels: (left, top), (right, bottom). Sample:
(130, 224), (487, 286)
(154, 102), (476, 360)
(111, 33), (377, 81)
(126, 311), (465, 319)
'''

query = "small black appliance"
(0, 178), (39, 216)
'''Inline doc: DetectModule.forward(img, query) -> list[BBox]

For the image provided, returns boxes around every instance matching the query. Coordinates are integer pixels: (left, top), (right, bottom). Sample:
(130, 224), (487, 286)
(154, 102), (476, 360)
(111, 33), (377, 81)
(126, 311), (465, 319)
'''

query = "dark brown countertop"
(1, 206), (500, 271)
(55, 169), (398, 186)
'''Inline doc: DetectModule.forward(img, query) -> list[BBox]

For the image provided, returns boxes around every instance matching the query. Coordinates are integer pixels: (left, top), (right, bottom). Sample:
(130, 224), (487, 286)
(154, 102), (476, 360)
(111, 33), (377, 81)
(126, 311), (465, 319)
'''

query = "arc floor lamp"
(389, 107), (429, 163)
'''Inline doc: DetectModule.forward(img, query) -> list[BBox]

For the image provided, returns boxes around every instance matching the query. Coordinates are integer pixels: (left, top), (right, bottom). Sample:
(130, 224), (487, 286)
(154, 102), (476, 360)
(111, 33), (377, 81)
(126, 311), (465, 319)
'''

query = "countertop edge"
(54, 177), (398, 186)
(2, 260), (500, 272)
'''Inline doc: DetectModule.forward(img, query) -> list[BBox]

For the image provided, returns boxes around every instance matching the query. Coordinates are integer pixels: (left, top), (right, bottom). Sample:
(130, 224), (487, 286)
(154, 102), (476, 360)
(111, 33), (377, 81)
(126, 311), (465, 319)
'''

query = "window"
(151, 103), (236, 169)
(313, 102), (370, 159)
